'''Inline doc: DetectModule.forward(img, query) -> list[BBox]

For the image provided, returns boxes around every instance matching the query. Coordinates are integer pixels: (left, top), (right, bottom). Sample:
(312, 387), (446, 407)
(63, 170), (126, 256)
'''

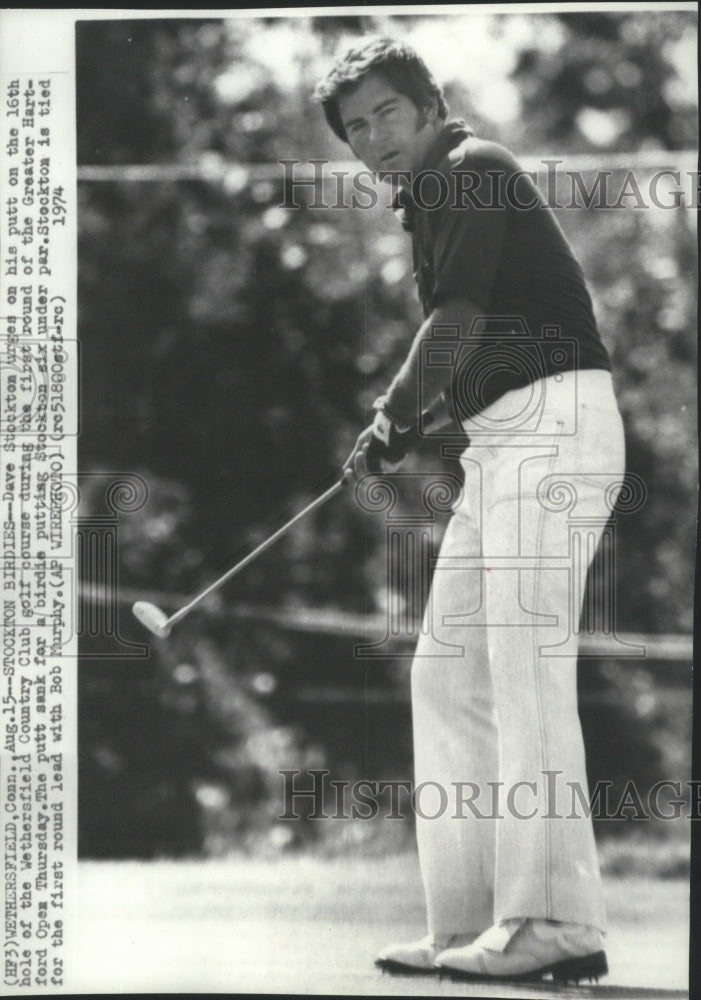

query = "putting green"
(72, 854), (689, 995)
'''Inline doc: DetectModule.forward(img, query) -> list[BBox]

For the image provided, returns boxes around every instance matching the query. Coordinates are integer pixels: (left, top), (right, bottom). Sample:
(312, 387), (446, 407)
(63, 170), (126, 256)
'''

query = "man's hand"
(365, 408), (416, 473)
(344, 404), (434, 481)
(344, 424), (375, 481)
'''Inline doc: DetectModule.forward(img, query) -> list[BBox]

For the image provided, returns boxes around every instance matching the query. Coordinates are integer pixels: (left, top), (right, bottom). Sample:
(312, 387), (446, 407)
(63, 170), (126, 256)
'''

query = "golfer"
(315, 38), (625, 984)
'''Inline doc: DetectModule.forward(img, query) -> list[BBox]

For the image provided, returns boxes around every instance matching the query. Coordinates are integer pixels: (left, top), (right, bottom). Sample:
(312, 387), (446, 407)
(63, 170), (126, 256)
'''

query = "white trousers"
(411, 369), (625, 937)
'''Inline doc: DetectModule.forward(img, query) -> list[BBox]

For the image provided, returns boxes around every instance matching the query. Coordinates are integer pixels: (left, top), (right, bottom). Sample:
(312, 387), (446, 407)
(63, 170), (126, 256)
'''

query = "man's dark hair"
(314, 37), (449, 143)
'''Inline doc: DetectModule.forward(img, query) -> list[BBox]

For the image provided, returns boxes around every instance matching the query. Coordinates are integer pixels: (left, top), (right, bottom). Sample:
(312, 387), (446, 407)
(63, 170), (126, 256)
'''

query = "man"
(314, 38), (625, 985)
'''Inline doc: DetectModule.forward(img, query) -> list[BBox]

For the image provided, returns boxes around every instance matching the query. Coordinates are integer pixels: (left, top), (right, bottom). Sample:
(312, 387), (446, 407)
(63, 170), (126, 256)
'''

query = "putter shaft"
(163, 477), (348, 630)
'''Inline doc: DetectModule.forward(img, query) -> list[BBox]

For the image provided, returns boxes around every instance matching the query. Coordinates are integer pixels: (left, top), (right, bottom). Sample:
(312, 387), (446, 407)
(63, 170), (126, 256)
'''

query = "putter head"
(132, 601), (172, 638)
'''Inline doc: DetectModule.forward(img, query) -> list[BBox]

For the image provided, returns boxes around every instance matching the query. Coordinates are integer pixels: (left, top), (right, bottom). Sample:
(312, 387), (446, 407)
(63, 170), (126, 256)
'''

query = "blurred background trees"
(76, 11), (696, 859)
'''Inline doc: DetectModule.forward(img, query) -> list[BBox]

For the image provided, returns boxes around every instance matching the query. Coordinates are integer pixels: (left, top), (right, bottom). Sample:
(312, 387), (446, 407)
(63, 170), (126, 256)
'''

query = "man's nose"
(368, 118), (389, 147)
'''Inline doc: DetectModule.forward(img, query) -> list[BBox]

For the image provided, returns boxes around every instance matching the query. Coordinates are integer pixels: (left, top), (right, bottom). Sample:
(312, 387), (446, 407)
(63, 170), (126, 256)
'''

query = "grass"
(72, 851), (689, 996)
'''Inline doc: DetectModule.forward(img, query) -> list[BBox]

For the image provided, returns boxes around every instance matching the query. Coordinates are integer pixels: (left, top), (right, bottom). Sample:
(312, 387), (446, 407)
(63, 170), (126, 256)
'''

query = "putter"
(133, 474), (350, 637)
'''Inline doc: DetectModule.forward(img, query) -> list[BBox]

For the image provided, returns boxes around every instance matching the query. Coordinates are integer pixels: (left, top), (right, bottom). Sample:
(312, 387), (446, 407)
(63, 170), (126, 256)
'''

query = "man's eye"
(381, 107), (398, 118)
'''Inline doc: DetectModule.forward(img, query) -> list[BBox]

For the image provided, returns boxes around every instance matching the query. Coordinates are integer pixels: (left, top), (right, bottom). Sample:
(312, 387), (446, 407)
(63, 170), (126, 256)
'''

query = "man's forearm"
(383, 297), (482, 425)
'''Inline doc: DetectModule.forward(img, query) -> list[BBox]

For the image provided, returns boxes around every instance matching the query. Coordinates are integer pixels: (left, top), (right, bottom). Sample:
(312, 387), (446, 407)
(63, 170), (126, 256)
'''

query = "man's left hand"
(365, 408), (416, 474)
(343, 409), (418, 481)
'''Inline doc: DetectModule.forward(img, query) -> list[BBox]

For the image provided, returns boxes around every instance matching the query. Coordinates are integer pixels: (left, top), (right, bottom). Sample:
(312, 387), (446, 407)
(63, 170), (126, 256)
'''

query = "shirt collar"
(417, 117), (474, 173)
(391, 118), (474, 223)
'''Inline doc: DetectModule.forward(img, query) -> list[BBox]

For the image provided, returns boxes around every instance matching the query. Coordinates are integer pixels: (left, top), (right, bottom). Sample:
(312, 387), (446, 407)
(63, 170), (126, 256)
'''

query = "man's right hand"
(343, 424), (381, 482)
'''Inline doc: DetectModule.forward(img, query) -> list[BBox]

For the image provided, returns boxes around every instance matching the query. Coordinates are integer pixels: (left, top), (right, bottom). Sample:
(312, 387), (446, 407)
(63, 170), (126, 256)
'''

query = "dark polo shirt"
(392, 120), (611, 419)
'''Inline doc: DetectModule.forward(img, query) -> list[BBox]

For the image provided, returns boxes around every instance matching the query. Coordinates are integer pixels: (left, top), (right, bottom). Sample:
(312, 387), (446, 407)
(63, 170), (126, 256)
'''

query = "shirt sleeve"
(426, 144), (529, 311)
(429, 166), (509, 311)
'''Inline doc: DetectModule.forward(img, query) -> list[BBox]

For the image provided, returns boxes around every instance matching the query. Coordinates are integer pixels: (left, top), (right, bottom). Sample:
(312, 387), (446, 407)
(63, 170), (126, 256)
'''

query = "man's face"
(337, 71), (442, 180)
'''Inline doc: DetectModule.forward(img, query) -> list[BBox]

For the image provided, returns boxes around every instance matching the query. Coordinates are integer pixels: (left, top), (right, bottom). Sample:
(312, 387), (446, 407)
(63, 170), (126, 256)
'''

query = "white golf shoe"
(375, 932), (478, 974)
(434, 918), (608, 984)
